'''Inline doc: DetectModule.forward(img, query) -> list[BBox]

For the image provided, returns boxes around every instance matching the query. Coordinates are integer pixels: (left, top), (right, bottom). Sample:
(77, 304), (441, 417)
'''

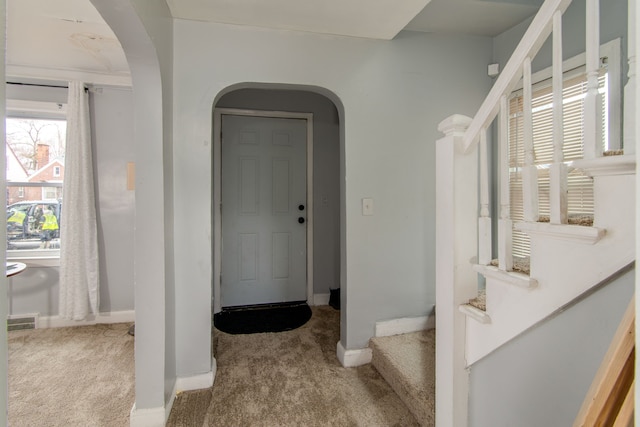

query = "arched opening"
(211, 84), (344, 338)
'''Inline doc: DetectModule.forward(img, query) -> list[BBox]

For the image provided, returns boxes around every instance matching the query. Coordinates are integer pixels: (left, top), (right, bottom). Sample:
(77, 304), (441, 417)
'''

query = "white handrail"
(461, 0), (573, 153)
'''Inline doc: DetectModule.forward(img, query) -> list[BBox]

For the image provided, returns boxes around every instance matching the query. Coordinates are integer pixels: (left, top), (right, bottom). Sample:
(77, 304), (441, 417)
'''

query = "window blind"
(507, 67), (607, 257)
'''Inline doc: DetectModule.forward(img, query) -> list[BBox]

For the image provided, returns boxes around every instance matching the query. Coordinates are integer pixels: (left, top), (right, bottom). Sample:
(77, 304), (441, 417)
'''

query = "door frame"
(213, 108), (314, 313)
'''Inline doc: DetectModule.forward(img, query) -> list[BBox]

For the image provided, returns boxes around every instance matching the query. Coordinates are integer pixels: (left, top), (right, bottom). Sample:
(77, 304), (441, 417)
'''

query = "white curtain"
(59, 81), (99, 320)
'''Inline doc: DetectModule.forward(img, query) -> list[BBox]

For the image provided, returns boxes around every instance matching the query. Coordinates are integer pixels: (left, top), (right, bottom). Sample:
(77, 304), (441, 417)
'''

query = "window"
(6, 118), (65, 254)
(508, 41), (620, 257)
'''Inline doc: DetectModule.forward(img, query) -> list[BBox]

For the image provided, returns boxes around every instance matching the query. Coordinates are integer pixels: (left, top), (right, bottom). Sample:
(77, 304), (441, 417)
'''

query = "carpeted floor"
(168, 306), (418, 426)
(8, 307), (417, 426)
(8, 322), (135, 426)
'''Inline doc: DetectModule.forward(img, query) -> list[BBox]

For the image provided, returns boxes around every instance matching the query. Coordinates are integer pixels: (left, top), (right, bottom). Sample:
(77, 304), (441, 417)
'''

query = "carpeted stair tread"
(370, 329), (436, 427)
(537, 214), (594, 227)
(469, 289), (487, 311)
(490, 256), (531, 275)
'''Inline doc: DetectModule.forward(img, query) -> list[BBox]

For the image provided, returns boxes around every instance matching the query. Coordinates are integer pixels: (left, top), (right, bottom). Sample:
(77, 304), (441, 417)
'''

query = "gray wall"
(493, 0), (628, 78)
(171, 20), (495, 360)
(469, 266), (634, 427)
(7, 85), (135, 317)
(216, 89), (341, 295)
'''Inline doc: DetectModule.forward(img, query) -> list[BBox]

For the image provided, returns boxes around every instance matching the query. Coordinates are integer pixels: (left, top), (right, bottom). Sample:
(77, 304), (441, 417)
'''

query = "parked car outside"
(6, 200), (61, 250)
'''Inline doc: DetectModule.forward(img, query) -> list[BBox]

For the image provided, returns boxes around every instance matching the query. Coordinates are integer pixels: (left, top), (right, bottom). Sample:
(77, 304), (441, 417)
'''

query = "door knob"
(298, 204), (305, 211)
(298, 217), (305, 224)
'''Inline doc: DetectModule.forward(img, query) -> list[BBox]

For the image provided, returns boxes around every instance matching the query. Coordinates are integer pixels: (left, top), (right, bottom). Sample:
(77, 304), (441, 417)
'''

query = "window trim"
(6, 117), (65, 264)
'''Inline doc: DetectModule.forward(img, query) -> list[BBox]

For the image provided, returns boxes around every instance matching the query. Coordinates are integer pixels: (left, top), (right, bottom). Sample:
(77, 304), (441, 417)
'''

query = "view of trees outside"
(6, 118), (66, 174)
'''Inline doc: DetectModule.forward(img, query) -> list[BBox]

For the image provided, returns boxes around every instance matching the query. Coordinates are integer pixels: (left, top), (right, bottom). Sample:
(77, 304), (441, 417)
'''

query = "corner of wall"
(336, 340), (372, 367)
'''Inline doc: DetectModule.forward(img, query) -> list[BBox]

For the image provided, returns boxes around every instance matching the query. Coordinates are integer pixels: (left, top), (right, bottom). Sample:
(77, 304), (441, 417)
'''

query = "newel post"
(435, 114), (478, 427)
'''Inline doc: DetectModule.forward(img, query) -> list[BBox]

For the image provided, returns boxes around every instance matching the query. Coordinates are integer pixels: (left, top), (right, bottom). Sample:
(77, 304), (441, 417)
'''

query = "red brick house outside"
(7, 143), (64, 205)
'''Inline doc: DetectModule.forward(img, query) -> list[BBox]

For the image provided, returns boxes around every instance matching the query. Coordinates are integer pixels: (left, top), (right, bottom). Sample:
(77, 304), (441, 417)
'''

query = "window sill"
(7, 251), (60, 267)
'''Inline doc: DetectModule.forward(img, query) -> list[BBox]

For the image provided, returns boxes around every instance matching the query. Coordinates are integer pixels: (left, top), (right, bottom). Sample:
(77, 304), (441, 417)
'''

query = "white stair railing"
(497, 96), (513, 271)
(435, 0), (621, 425)
(583, 0), (604, 159)
(550, 10), (568, 224)
(478, 128), (492, 266)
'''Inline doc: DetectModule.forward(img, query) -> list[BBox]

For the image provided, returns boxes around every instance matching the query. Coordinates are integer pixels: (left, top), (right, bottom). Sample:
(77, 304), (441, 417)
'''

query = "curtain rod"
(7, 82), (89, 92)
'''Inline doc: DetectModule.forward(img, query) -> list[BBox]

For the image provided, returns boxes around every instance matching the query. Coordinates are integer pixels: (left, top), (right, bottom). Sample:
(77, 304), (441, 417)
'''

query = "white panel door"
(221, 114), (307, 307)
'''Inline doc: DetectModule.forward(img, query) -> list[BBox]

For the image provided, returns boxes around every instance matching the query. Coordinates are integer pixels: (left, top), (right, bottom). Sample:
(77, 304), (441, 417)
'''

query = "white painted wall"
(6, 86), (135, 318)
(172, 19), (494, 375)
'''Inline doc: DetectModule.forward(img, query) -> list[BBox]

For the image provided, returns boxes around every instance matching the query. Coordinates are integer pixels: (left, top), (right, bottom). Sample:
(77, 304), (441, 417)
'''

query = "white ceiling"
(165, 0), (432, 40)
(406, 0), (541, 36)
(6, 0), (541, 85)
(6, 0), (131, 85)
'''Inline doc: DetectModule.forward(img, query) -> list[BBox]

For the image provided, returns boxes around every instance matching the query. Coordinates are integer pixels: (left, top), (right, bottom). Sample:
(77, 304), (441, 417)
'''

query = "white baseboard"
(313, 293), (330, 306)
(37, 310), (135, 328)
(336, 341), (372, 367)
(129, 403), (167, 427)
(176, 357), (217, 392)
(130, 378), (177, 427)
(374, 313), (435, 338)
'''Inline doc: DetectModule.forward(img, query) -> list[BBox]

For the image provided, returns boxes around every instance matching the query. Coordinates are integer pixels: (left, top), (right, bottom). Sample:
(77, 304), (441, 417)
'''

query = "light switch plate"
(362, 198), (374, 216)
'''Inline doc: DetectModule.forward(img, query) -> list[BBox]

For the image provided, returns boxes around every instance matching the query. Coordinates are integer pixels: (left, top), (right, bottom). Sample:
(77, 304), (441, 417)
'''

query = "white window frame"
(6, 111), (66, 266)
(53, 165), (61, 177)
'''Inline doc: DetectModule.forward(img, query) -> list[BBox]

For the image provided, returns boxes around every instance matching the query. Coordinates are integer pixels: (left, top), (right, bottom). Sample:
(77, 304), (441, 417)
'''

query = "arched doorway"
(212, 86), (343, 320)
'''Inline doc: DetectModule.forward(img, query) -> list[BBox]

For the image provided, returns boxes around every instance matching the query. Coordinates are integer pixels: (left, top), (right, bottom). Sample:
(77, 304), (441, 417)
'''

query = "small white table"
(6, 262), (26, 277)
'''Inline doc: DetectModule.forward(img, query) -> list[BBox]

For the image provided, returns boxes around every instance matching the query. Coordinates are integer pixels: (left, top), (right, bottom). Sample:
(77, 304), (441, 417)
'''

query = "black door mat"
(214, 301), (312, 334)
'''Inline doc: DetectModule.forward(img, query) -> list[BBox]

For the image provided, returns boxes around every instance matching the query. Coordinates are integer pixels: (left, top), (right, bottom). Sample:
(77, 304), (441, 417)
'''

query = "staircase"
(433, 0), (637, 426)
(370, 329), (436, 426)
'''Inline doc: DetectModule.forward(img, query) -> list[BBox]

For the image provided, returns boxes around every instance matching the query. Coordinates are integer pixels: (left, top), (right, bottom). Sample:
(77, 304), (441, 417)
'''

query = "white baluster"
(498, 95), (513, 271)
(584, 0), (603, 159)
(522, 57), (539, 222)
(550, 10), (568, 224)
(478, 128), (492, 265)
(624, 0), (636, 154)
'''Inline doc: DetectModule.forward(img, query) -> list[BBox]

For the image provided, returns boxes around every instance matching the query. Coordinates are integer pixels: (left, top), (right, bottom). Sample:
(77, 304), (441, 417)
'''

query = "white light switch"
(362, 198), (374, 216)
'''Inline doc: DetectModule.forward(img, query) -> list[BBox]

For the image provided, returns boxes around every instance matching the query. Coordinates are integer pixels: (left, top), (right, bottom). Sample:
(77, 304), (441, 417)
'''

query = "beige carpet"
(8, 307), (417, 426)
(8, 323), (134, 427)
(370, 330), (436, 426)
(168, 306), (418, 426)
